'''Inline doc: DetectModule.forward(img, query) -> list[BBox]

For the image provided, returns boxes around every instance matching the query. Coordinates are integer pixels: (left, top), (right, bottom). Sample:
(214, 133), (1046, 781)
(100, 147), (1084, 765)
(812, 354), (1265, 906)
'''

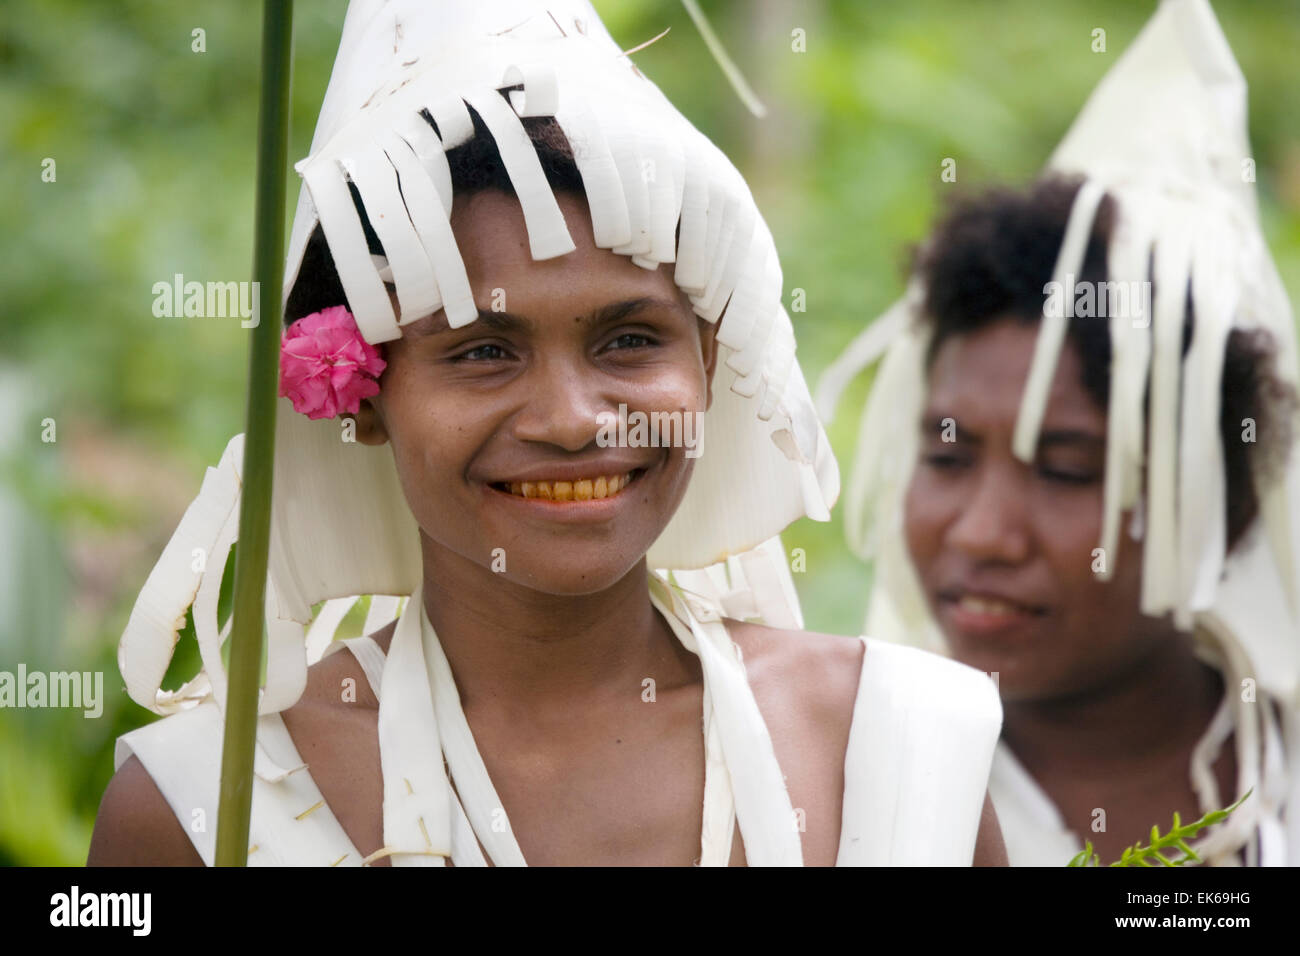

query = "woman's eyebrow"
(1037, 429), (1106, 449)
(920, 413), (978, 442)
(406, 295), (681, 337)
(584, 296), (683, 326)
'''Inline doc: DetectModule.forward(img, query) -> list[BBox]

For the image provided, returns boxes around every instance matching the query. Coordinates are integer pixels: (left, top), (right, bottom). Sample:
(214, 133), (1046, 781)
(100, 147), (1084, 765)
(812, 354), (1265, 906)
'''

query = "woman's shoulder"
(93, 626), (396, 867)
(88, 753), (205, 866)
(718, 620), (863, 864)
(297, 620), (398, 710)
(718, 621), (1004, 864)
(721, 620), (863, 740)
(719, 619), (1000, 729)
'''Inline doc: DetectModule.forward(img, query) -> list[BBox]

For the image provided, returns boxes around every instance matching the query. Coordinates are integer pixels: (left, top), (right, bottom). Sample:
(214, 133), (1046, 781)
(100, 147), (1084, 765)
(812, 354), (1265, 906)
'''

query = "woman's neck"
(417, 537), (689, 716)
(1001, 630), (1226, 781)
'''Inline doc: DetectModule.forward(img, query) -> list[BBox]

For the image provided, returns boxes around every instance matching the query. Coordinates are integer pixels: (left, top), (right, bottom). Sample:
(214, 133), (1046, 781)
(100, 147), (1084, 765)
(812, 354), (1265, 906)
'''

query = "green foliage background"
(1, 0), (1297, 864)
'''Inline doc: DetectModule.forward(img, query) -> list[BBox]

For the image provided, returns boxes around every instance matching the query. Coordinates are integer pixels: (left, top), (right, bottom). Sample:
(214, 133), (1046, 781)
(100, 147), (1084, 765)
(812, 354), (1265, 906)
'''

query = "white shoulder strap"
(114, 704), (223, 865)
(343, 635), (387, 700)
(115, 701), (363, 866)
(319, 632), (388, 701)
(837, 638), (1003, 865)
(651, 573), (802, 866)
(985, 740), (1083, 866)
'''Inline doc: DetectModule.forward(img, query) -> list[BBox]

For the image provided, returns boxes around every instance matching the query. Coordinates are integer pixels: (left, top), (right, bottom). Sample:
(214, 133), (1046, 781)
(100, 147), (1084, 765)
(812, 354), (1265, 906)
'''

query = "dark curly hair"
(913, 174), (1297, 554)
(284, 87), (582, 325)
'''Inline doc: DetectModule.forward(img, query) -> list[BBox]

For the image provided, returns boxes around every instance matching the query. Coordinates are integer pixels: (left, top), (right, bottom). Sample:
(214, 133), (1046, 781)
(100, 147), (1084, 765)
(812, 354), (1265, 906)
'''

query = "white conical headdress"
(816, 0), (1300, 860)
(119, 1), (838, 724)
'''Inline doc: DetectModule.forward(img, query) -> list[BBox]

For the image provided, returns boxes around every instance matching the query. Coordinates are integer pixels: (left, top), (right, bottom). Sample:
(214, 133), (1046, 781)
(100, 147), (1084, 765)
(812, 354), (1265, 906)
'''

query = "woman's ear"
(348, 397), (389, 446)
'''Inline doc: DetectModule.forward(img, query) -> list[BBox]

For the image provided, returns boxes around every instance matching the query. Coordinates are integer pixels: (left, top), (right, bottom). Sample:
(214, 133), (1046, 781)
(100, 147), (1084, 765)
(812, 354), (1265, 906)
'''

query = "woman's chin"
(947, 643), (1033, 698)
(491, 555), (650, 597)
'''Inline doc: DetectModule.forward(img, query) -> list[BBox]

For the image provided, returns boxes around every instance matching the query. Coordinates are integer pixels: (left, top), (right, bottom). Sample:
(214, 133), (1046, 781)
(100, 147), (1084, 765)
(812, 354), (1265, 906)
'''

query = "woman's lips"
(939, 592), (1047, 639)
(486, 468), (647, 515)
(492, 471), (635, 502)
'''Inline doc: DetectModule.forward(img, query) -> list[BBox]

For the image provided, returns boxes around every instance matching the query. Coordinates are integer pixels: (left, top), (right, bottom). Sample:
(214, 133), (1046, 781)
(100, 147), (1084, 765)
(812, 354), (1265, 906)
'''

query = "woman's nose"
(945, 464), (1032, 565)
(510, 358), (611, 453)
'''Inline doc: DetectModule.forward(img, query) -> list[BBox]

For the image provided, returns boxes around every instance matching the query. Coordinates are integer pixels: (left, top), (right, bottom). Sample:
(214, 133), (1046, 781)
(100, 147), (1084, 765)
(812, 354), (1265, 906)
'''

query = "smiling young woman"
(899, 175), (1297, 866)
(355, 189), (717, 599)
(822, 0), (1300, 867)
(832, 171), (1298, 867)
(89, 0), (1006, 868)
(90, 147), (1003, 868)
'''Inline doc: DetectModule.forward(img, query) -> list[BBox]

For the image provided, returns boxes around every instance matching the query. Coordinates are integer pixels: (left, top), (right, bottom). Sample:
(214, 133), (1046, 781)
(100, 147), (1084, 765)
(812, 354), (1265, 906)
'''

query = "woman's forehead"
(436, 191), (689, 308)
(924, 318), (1106, 434)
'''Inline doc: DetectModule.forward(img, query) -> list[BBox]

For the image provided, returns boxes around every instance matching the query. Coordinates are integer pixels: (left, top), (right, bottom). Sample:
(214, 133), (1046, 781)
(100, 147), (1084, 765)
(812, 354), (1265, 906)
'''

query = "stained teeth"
(500, 472), (633, 500)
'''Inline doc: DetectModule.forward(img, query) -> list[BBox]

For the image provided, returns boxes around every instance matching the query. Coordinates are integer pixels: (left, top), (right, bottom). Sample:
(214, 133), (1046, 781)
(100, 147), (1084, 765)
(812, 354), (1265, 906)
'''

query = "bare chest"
(1045, 740), (1240, 864)
(280, 685), (844, 866)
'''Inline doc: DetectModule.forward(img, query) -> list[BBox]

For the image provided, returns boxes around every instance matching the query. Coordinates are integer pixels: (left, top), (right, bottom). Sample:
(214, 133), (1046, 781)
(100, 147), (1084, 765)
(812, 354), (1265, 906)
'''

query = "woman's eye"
(922, 451), (969, 470)
(607, 332), (654, 351)
(1039, 467), (1099, 486)
(452, 343), (507, 362)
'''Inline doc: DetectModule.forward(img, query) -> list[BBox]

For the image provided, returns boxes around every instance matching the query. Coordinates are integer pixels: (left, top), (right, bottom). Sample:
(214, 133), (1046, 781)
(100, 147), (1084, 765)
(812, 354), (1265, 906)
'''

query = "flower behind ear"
(279, 305), (387, 420)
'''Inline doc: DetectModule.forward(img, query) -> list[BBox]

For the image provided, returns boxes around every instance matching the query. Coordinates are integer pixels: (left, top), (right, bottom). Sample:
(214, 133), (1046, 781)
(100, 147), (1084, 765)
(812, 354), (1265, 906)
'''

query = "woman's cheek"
(624, 364), (708, 413)
(1033, 487), (1104, 592)
(903, 475), (942, 579)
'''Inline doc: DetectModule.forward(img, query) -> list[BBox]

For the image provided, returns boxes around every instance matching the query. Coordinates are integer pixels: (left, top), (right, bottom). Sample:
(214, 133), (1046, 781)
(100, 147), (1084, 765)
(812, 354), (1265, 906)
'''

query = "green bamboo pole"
(215, 0), (294, 867)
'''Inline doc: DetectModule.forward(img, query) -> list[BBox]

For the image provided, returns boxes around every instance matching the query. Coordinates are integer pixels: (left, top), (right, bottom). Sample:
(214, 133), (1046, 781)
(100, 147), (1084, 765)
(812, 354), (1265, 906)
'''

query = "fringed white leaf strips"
(1143, 211), (1194, 622)
(392, 110), (454, 213)
(501, 62), (559, 117)
(812, 286), (916, 426)
(423, 611), (528, 866)
(651, 574), (803, 865)
(1180, 217), (1234, 614)
(843, 311), (930, 560)
(723, 238), (781, 381)
(343, 142), (443, 321)
(304, 596), (360, 665)
(699, 681), (737, 865)
(119, 435), (245, 715)
(259, 576), (308, 716)
(692, 180), (728, 313)
(697, 196), (756, 326)
(758, 317), (798, 423)
(636, 121), (684, 268)
(377, 579), (452, 865)
(191, 484), (239, 713)
(1097, 195), (1155, 577)
(554, 93), (633, 249)
(363, 594), (403, 637)
(1012, 178), (1107, 462)
(463, 88), (576, 260)
(607, 113), (654, 258)
(300, 149), (402, 342)
(672, 138), (713, 292)
(425, 92), (475, 150)
(377, 127), (478, 328)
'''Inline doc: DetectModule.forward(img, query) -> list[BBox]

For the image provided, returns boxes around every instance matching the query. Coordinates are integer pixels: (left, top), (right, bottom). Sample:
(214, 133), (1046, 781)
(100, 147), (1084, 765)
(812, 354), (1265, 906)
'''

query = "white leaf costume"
(817, 0), (1300, 866)
(113, 0), (1002, 866)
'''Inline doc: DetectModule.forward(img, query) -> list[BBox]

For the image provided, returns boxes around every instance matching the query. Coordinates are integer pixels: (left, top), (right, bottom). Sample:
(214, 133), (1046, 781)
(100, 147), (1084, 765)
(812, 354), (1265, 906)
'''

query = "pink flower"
(279, 306), (387, 420)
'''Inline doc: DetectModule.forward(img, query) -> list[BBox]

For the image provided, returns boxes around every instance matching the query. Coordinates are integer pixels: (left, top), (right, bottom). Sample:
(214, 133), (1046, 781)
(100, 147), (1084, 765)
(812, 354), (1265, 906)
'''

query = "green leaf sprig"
(1067, 789), (1253, 867)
